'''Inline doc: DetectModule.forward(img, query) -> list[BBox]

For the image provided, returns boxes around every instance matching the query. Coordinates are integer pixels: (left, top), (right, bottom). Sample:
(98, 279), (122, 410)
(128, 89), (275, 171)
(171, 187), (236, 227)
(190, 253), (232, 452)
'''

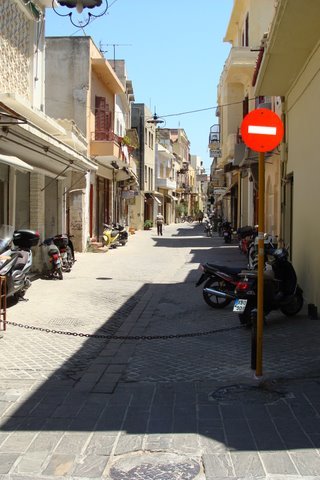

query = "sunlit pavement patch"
(108, 452), (201, 479)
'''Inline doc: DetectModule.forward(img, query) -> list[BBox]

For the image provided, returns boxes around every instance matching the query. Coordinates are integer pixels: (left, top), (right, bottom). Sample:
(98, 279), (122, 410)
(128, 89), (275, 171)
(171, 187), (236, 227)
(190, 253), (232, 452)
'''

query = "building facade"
(254, 0), (320, 309)
(212, 0), (275, 228)
(0, 0), (96, 269)
(45, 37), (137, 245)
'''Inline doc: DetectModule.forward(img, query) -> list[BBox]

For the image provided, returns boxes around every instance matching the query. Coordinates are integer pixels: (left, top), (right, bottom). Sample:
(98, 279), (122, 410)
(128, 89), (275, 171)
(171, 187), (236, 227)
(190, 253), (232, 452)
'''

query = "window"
(95, 96), (112, 140)
(241, 13), (249, 47)
(150, 168), (153, 190)
(148, 131), (154, 149)
(243, 96), (249, 118)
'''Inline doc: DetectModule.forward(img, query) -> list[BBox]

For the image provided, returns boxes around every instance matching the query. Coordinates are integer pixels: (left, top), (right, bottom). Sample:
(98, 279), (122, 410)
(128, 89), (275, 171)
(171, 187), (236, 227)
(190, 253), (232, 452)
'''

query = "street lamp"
(52, 0), (108, 27)
(146, 112), (165, 127)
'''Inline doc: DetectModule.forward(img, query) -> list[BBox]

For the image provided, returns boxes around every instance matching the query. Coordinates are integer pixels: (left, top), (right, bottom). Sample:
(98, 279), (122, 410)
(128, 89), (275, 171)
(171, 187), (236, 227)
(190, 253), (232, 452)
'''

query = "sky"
(45, 0), (234, 174)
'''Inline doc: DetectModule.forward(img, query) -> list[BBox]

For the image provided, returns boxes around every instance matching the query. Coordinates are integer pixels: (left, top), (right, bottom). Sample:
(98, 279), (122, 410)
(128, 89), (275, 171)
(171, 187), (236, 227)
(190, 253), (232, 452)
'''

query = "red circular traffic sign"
(240, 108), (284, 152)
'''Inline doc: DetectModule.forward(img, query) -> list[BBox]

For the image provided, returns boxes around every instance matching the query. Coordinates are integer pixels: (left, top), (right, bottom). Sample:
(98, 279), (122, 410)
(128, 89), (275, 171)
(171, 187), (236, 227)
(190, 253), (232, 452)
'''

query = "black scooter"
(232, 248), (303, 325)
(222, 221), (232, 243)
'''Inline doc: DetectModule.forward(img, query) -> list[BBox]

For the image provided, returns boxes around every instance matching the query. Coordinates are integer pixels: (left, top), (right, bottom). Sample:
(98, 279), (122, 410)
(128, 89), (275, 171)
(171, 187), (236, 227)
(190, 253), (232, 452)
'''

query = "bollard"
(251, 309), (258, 370)
(308, 304), (318, 320)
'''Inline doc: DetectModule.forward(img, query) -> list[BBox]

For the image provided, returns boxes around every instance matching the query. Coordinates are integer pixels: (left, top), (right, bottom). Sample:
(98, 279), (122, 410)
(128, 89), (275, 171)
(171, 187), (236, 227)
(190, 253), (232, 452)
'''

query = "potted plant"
(143, 219), (153, 230)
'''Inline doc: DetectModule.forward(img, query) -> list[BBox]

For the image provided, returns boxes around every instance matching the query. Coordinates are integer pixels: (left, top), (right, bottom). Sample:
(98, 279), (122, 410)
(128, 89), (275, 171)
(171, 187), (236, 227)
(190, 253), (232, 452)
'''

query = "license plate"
(233, 299), (247, 312)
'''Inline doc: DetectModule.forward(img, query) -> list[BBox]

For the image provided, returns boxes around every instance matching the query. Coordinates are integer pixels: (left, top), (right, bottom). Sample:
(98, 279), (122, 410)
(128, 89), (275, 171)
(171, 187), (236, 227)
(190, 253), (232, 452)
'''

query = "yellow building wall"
(286, 42), (320, 307)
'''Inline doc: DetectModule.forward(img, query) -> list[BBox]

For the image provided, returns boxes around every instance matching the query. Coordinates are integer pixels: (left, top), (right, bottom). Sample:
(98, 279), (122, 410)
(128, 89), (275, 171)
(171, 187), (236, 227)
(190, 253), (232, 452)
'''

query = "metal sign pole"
(241, 108), (284, 377)
(256, 150), (265, 377)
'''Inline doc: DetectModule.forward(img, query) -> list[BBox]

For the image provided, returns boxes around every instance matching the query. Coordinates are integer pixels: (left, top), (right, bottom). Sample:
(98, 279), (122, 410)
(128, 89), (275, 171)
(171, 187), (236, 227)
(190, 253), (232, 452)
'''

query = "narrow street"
(1, 224), (320, 479)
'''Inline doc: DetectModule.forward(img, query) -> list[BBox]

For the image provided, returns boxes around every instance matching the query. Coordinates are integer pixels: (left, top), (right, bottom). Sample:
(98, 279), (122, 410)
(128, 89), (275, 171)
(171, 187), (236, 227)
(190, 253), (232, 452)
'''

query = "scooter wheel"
(57, 267), (63, 280)
(203, 277), (233, 309)
(280, 291), (303, 316)
(239, 311), (252, 327)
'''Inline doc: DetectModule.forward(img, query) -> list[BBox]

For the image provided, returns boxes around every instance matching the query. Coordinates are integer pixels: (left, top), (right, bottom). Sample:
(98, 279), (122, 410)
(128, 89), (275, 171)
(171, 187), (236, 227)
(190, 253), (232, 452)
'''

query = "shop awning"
(144, 192), (162, 205)
(216, 181), (237, 202)
(165, 193), (178, 202)
(0, 154), (33, 172)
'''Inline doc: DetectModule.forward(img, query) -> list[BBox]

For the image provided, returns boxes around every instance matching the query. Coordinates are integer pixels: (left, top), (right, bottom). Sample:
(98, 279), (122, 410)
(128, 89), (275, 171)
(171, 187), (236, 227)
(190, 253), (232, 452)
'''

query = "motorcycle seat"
(14, 251), (29, 270)
(205, 263), (244, 275)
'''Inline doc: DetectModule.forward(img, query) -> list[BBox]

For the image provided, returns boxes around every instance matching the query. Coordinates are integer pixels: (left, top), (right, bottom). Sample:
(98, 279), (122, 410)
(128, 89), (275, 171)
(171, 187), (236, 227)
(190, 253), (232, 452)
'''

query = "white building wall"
(285, 42), (320, 307)
(115, 96), (126, 138)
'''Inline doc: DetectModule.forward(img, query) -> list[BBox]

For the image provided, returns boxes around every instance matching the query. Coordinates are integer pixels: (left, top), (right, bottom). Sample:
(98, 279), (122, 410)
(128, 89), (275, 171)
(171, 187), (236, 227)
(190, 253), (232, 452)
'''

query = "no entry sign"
(241, 108), (284, 152)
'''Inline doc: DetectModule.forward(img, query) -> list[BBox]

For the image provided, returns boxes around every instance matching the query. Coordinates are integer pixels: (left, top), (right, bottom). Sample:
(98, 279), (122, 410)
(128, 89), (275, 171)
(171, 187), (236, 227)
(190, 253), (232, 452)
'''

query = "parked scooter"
(40, 237), (63, 280)
(204, 219), (213, 237)
(222, 221), (232, 243)
(237, 225), (257, 255)
(112, 223), (128, 246)
(196, 262), (248, 308)
(232, 248), (303, 325)
(0, 225), (40, 299)
(247, 233), (278, 270)
(53, 234), (75, 272)
(102, 224), (120, 249)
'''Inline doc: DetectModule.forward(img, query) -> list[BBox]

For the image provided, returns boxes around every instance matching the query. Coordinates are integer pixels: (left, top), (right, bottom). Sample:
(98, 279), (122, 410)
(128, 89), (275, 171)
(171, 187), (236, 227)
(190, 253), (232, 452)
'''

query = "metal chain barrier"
(6, 320), (245, 340)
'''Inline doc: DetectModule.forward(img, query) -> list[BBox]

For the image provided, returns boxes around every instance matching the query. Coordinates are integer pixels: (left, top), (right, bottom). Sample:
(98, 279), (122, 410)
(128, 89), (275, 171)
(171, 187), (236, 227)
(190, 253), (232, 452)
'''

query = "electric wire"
(159, 97), (257, 119)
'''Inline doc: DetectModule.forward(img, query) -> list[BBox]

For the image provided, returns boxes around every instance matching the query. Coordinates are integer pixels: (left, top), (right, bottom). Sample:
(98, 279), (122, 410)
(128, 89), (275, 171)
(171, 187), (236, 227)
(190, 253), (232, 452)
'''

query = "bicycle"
(181, 215), (194, 224)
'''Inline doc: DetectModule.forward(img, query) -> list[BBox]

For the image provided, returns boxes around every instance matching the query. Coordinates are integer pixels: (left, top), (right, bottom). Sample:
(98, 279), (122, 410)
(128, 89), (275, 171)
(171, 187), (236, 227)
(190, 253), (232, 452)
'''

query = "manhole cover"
(109, 453), (201, 480)
(209, 383), (285, 404)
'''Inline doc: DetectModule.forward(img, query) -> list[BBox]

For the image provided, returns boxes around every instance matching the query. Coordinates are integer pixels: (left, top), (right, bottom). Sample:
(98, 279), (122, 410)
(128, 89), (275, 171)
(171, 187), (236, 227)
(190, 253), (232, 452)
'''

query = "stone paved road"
(1, 223), (320, 479)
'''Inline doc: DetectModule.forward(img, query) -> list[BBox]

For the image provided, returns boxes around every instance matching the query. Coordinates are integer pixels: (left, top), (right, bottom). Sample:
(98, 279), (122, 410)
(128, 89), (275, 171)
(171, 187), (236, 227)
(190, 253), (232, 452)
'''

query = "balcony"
(226, 133), (238, 159)
(255, 1), (320, 96)
(156, 177), (177, 190)
(90, 130), (125, 163)
(222, 47), (257, 83)
(208, 124), (220, 148)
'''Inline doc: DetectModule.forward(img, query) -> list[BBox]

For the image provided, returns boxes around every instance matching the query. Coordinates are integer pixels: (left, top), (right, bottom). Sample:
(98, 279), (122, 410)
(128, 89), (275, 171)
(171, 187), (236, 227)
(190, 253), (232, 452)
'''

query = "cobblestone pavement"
(1, 223), (320, 479)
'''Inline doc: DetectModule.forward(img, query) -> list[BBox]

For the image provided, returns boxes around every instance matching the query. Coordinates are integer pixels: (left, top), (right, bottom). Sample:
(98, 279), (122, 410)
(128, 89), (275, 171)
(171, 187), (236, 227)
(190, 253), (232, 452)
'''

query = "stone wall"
(0, 0), (31, 99)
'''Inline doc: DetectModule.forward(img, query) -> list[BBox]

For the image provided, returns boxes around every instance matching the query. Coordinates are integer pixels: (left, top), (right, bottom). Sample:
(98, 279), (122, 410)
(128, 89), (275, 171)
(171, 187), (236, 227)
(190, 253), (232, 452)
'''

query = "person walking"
(156, 212), (164, 236)
(198, 210), (204, 223)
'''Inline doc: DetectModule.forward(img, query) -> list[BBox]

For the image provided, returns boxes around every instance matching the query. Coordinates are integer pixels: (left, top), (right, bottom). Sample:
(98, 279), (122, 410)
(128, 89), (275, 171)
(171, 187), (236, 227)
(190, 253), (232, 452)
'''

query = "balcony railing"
(156, 177), (177, 190)
(93, 130), (121, 143)
(90, 130), (128, 162)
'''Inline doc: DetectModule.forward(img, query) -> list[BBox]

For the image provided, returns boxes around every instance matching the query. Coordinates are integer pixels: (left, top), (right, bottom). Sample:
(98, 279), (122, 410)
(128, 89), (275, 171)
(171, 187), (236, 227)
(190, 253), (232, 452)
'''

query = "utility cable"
(159, 97), (257, 119)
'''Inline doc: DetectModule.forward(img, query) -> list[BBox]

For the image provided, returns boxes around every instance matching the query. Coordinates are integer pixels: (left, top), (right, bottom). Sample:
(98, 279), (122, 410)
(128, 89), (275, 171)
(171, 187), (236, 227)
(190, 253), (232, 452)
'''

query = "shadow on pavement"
(1, 228), (320, 477)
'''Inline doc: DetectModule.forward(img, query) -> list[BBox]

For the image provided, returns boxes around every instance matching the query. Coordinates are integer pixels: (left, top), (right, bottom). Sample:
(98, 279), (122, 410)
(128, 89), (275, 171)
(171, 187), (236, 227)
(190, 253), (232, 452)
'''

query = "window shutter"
(95, 96), (106, 140)
(106, 103), (112, 132)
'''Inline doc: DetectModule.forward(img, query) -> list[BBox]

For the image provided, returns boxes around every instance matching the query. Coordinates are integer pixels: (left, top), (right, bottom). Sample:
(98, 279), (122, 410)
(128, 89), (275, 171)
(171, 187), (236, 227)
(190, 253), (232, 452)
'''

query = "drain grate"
(209, 383), (286, 404)
(109, 453), (200, 480)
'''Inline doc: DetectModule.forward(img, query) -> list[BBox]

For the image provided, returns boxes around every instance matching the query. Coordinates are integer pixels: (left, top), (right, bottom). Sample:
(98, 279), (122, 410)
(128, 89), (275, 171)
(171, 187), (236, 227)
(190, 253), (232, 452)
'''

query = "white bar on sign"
(248, 125), (277, 135)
